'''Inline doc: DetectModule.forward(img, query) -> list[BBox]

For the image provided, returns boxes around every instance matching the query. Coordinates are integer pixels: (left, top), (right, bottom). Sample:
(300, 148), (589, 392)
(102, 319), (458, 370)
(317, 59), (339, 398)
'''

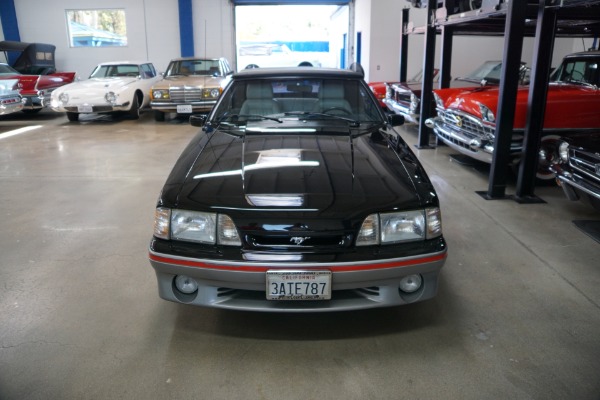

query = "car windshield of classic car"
(166, 59), (223, 76)
(89, 64), (142, 78)
(149, 67), (447, 313)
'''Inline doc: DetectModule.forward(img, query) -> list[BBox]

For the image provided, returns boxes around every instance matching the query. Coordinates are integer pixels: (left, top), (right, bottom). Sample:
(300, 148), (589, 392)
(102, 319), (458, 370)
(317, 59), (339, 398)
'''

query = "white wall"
(192, 0), (235, 68)
(13, 0), (180, 77)
(367, 0), (402, 82)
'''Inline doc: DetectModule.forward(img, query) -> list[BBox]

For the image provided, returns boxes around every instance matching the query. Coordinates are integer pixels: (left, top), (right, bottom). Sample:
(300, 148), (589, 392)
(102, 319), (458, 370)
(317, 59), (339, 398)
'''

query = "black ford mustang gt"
(149, 66), (447, 312)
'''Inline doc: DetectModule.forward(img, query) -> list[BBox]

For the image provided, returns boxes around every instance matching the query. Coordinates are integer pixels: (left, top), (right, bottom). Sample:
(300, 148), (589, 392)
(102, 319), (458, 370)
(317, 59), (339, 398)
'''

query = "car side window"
(142, 64), (156, 78)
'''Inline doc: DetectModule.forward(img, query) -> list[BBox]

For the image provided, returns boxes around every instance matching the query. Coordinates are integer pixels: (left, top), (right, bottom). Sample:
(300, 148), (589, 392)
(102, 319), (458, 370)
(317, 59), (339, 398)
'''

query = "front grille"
(438, 109), (495, 140)
(169, 88), (204, 102)
(246, 233), (352, 249)
(570, 148), (600, 181)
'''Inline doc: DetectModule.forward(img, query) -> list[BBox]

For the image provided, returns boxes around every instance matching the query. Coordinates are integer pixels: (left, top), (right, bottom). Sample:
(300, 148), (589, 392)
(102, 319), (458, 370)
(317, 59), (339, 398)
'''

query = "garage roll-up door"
(233, 0), (350, 4)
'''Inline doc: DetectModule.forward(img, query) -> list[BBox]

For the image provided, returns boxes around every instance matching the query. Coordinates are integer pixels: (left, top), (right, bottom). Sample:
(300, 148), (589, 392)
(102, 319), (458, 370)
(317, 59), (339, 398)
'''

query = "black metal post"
(514, 0), (557, 202)
(480, 0), (527, 199)
(439, 0), (455, 89)
(417, 0), (437, 149)
(400, 8), (409, 83)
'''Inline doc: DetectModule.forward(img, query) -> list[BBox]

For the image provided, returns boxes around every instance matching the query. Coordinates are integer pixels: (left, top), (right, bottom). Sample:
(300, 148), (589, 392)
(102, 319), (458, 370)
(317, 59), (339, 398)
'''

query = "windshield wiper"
(284, 111), (360, 127)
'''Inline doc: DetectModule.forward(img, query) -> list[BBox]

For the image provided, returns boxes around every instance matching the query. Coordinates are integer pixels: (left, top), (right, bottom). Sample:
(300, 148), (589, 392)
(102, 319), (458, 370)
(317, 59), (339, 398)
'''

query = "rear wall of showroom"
(1, 0), (597, 81)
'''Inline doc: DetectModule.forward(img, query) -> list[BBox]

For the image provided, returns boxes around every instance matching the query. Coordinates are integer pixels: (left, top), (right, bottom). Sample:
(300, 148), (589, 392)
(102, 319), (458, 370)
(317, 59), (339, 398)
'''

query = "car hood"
(156, 75), (223, 89)
(169, 126), (428, 219)
(64, 77), (138, 92)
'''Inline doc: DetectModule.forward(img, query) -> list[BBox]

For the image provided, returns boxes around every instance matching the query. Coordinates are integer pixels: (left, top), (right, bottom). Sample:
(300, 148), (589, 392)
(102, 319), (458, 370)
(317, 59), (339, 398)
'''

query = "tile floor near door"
(1, 110), (599, 400)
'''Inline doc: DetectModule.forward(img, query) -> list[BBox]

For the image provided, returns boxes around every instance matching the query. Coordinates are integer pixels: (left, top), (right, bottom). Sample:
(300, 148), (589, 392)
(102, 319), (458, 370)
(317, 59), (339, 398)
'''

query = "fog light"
(399, 274), (423, 293)
(174, 275), (198, 294)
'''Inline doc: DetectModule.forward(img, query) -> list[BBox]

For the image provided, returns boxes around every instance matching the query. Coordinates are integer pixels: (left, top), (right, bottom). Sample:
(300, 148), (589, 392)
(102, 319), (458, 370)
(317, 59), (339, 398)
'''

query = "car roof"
(169, 57), (223, 62)
(232, 66), (364, 80)
(97, 61), (152, 66)
(564, 50), (600, 59)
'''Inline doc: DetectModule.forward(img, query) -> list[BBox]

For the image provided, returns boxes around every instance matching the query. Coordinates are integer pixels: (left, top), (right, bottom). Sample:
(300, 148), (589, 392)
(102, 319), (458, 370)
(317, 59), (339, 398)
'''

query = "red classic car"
(386, 62), (529, 124)
(426, 51), (600, 181)
(0, 41), (76, 113)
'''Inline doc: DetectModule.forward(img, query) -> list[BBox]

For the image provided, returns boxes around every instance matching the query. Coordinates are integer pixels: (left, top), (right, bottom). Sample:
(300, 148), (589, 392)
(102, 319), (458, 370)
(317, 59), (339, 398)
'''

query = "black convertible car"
(149, 66), (447, 312)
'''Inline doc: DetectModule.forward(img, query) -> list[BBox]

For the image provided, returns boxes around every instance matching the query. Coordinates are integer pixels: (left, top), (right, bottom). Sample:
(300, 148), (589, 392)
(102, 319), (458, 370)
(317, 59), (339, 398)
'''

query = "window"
(66, 9), (128, 47)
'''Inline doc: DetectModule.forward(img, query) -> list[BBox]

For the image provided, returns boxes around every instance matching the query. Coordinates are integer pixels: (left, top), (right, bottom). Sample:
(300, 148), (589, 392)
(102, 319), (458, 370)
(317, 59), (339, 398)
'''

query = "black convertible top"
(0, 41), (57, 75)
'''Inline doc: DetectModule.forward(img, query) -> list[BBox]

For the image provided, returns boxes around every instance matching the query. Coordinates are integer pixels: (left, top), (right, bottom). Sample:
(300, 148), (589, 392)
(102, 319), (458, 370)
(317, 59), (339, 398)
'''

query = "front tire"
(154, 110), (165, 122)
(66, 112), (79, 122)
(128, 94), (141, 119)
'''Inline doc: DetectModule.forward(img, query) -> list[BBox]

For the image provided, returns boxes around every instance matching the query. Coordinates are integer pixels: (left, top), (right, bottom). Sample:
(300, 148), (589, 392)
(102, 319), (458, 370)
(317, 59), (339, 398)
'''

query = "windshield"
(90, 64), (141, 78)
(551, 58), (599, 86)
(166, 59), (221, 76)
(210, 78), (384, 127)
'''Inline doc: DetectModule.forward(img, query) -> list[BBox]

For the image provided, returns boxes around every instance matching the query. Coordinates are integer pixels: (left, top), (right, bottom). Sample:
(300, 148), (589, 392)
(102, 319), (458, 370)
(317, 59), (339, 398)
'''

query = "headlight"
(433, 92), (444, 108)
(59, 92), (69, 103)
(204, 88), (221, 98)
(154, 208), (241, 246)
(356, 208), (442, 246)
(479, 104), (495, 123)
(171, 210), (217, 244)
(105, 91), (117, 104)
(152, 89), (169, 100)
(410, 93), (420, 113)
(558, 141), (570, 162)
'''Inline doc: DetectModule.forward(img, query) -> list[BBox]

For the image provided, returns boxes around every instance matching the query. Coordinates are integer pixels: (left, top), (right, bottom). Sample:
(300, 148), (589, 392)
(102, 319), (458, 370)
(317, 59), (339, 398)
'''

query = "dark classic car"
(150, 57), (233, 121)
(386, 61), (529, 124)
(0, 41), (76, 113)
(552, 132), (600, 211)
(426, 51), (600, 181)
(148, 66), (447, 312)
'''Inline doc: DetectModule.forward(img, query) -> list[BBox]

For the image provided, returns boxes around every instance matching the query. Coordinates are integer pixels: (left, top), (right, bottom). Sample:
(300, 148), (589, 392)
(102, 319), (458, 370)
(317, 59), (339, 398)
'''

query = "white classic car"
(0, 78), (24, 116)
(50, 61), (161, 121)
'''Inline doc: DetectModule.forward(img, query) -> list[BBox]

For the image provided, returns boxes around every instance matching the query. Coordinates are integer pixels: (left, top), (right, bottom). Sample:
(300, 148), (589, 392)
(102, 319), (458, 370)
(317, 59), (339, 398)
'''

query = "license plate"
(266, 270), (331, 300)
(177, 104), (193, 113)
(77, 105), (93, 113)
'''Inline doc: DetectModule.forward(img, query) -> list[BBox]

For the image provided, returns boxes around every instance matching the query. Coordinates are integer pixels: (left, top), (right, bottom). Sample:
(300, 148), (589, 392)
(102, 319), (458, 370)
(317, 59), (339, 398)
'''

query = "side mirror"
(190, 115), (207, 127)
(387, 114), (405, 127)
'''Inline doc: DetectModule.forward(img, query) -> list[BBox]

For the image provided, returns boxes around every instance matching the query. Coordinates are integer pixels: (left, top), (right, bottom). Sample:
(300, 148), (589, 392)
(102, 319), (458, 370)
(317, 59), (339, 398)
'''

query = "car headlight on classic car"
(203, 88), (222, 99)
(105, 91), (117, 104)
(432, 92), (444, 109)
(152, 89), (170, 100)
(153, 207), (242, 246)
(355, 208), (442, 246)
(558, 141), (570, 162)
(479, 104), (495, 123)
(410, 93), (420, 113)
(58, 92), (69, 104)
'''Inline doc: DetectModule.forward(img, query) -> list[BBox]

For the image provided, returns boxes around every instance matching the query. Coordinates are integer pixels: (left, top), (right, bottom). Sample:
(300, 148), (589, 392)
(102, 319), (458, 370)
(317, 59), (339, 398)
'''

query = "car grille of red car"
(438, 109), (494, 139)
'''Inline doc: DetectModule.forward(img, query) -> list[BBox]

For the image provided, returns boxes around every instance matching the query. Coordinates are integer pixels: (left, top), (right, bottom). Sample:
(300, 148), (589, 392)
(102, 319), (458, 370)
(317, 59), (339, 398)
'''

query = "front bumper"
(383, 98), (419, 124)
(58, 102), (131, 114)
(554, 165), (600, 210)
(150, 100), (217, 113)
(22, 93), (51, 110)
(148, 249), (447, 312)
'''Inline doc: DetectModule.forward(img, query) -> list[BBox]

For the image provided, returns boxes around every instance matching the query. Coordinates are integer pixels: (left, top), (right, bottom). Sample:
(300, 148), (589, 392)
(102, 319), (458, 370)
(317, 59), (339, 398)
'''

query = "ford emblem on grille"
(290, 237), (310, 245)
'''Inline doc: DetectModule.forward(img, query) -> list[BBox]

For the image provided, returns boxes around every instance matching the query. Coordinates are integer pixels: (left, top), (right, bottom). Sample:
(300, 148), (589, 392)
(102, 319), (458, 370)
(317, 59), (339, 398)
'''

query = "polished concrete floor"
(1, 110), (599, 400)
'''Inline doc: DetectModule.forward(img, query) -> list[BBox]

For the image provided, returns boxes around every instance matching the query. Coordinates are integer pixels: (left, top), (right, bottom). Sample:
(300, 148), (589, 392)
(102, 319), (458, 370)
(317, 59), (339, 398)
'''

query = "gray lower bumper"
(149, 250), (447, 312)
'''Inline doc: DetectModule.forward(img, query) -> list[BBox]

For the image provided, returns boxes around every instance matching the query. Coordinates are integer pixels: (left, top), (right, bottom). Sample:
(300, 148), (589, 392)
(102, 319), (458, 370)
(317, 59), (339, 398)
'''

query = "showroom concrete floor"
(0, 109), (598, 400)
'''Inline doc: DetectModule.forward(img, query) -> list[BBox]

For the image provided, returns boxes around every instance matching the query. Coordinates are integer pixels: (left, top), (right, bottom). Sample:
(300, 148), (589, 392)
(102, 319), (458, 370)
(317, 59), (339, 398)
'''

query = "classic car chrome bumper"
(555, 169), (600, 202)
(426, 117), (495, 163)
(383, 98), (419, 124)
(149, 249), (447, 312)
(150, 100), (217, 113)
(22, 92), (52, 110)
